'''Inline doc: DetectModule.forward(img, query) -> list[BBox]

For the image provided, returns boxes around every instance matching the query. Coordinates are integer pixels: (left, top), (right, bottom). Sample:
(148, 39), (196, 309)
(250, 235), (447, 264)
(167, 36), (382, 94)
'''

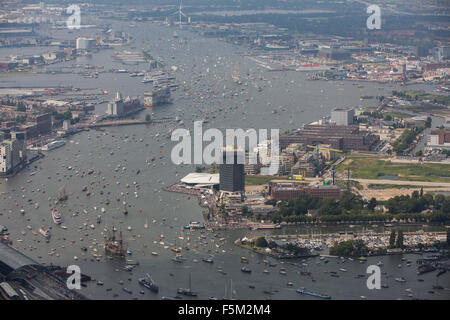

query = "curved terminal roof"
(180, 173), (219, 185)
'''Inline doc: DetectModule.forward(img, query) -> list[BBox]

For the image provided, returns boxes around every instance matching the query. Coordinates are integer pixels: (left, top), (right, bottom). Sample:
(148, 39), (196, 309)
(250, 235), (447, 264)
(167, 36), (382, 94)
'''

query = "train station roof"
(0, 243), (38, 276)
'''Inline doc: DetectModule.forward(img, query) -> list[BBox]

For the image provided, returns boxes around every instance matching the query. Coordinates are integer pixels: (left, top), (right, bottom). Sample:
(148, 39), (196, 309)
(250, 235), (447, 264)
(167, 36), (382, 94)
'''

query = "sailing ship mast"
(58, 186), (68, 201)
(232, 64), (242, 84)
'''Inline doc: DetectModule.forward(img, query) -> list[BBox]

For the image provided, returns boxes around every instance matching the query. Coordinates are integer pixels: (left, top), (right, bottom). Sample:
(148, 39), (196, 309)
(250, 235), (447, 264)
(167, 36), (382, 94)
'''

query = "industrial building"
(331, 108), (355, 126)
(76, 37), (96, 50)
(427, 130), (450, 150)
(0, 243), (87, 300)
(280, 124), (379, 151)
(269, 182), (341, 201)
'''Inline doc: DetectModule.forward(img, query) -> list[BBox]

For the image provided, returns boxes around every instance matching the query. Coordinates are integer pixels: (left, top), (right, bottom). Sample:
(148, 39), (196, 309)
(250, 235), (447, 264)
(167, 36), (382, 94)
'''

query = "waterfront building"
(432, 46), (450, 61)
(279, 124), (379, 151)
(427, 129), (450, 150)
(244, 154), (261, 175)
(331, 108), (354, 126)
(107, 92), (124, 117)
(0, 143), (11, 174)
(0, 131), (26, 175)
(270, 182), (341, 201)
(219, 149), (245, 193)
(76, 37), (96, 50)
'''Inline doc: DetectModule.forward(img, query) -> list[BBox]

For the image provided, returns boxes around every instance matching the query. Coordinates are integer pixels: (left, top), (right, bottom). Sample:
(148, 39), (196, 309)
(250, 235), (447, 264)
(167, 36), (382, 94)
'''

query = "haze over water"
(1, 21), (448, 300)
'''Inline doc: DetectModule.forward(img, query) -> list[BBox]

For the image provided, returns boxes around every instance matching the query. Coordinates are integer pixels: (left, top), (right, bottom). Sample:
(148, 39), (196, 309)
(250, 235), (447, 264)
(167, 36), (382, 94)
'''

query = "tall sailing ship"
(104, 227), (127, 258)
(57, 186), (68, 202)
(232, 64), (242, 84)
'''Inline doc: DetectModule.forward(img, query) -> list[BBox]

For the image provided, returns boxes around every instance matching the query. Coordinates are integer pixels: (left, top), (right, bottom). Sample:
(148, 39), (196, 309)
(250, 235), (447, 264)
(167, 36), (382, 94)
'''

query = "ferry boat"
(41, 140), (66, 151)
(184, 221), (205, 230)
(144, 87), (172, 107)
(138, 273), (159, 293)
(263, 44), (290, 51)
(251, 224), (281, 230)
(51, 208), (63, 224)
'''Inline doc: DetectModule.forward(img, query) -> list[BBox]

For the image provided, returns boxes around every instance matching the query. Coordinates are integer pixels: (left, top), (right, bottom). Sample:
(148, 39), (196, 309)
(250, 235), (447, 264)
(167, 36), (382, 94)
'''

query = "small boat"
(296, 289), (331, 300)
(138, 273), (159, 293)
(172, 254), (186, 263)
(184, 221), (205, 230)
(51, 208), (63, 225)
(39, 227), (50, 239)
(241, 266), (251, 273)
(202, 257), (214, 264)
(123, 288), (132, 294)
(395, 277), (406, 283)
(151, 252), (159, 256)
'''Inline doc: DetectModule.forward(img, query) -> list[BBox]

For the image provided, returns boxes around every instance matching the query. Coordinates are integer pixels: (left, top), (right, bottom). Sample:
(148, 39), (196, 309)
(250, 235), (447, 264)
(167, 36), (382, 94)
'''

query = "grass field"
(337, 155), (450, 183)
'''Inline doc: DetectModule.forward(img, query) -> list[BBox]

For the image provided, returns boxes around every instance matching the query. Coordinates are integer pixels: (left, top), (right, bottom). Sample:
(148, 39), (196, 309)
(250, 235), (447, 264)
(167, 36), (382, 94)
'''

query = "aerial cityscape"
(0, 0), (449, 305)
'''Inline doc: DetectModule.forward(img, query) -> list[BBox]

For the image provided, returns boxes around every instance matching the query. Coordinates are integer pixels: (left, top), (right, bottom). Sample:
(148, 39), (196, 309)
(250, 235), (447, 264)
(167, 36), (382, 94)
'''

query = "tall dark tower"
(219, 149), (245, 192)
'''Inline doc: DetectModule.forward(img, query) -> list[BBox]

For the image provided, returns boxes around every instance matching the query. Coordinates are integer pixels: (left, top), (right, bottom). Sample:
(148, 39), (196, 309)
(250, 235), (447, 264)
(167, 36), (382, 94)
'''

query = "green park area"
(337, 155), (450, 183)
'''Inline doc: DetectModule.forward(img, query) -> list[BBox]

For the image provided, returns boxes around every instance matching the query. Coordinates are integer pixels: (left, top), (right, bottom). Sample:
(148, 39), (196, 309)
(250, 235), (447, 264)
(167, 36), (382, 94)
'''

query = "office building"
(219, 149), (245, 192)
(76, 37), (96, 50)
(331, 108), (354, 126)
(106, 92), (124, 117)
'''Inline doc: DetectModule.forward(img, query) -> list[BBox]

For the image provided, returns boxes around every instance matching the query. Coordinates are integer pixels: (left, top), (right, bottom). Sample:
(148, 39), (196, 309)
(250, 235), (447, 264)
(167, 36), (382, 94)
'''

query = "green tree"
(389, 230), (396, 248)
(254, 237), (268, 248)
(396, 230), (404, 248)
(368, 198), (377, 211)
(17, 102), (26, 112)
(241, 205), (250, 217)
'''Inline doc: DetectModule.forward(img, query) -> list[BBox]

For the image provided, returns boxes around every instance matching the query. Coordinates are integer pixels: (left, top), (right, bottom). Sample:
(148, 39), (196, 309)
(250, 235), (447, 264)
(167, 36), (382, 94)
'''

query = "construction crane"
(306, 144), (343, 160)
